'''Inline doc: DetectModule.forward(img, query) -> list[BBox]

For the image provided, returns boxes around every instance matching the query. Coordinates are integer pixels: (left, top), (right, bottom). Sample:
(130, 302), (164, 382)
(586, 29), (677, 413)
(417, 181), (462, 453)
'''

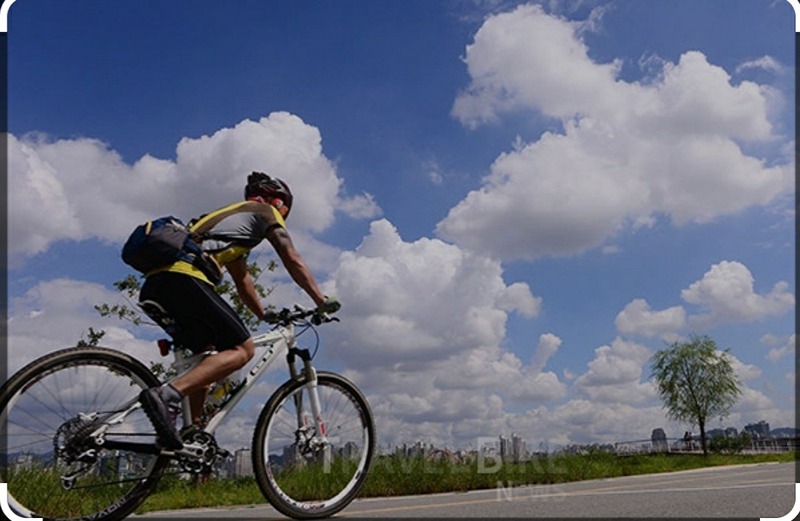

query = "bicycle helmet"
(245, 171), (293, 217)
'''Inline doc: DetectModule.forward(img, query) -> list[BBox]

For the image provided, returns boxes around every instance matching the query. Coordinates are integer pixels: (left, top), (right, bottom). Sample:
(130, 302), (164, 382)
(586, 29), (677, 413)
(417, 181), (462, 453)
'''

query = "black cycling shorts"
(140, 272), (250, 353)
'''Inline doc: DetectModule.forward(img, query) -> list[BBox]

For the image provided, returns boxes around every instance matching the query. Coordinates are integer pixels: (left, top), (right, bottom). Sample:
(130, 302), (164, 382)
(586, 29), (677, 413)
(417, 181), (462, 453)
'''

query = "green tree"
(650, 334), (742, 456)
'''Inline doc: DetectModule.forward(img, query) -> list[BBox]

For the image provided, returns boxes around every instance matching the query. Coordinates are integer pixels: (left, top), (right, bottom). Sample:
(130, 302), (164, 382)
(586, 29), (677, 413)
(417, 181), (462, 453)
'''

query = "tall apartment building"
(233, 448), (254, 477)
(744, 420), (771, 439)
(499, 434), (528, 463)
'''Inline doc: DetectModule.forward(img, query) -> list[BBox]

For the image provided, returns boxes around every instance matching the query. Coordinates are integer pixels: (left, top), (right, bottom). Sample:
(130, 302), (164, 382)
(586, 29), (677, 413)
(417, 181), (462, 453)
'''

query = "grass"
(358, 451), (796, 497)
(8, 466), (152, 518)
(138, 475), (266, 511)
(134, 451), (797, 514)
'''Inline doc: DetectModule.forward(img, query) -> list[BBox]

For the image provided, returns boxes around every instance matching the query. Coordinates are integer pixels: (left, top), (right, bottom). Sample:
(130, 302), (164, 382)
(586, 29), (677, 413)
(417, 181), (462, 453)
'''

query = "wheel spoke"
(254, 373), (374, 519)
(0, 348), (166, 521)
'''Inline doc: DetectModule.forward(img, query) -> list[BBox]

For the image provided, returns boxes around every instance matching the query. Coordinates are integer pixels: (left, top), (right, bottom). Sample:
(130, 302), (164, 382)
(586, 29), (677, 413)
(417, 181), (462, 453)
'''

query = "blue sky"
(6, 0), (796, 451)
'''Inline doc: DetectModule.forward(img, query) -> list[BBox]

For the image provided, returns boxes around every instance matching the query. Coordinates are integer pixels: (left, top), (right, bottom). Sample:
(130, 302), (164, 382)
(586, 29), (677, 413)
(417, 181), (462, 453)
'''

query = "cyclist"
(138, 171), (337, 449)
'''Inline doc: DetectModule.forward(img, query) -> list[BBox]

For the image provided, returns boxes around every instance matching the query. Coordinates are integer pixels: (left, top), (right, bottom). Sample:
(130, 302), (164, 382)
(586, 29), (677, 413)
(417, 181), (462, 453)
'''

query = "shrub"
(709, 433), (752, 454)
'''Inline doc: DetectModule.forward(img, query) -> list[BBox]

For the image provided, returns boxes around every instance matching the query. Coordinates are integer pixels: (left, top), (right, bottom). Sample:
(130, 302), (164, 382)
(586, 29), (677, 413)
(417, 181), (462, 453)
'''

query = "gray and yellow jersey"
(148, 201), (285, 285)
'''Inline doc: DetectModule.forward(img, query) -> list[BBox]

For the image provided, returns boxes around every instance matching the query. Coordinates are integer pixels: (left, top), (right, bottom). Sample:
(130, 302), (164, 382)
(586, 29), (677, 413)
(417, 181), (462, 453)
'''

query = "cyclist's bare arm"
(226, 256), (266, 319)
(266, 226), (326, 307)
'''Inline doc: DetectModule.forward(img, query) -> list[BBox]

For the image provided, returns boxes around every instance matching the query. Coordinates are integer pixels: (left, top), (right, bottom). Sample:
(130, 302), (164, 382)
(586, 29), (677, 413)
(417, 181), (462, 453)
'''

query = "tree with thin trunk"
(650, 334), (742, 456)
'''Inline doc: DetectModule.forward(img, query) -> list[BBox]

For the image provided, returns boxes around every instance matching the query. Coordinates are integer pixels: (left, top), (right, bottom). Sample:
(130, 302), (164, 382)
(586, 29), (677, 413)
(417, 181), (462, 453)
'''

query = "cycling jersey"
(147, 201), (285, 285)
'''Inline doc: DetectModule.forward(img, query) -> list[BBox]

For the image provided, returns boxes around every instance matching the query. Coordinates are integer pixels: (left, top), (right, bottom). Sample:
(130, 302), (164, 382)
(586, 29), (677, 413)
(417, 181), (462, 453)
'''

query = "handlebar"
(263, 304), (340, 328)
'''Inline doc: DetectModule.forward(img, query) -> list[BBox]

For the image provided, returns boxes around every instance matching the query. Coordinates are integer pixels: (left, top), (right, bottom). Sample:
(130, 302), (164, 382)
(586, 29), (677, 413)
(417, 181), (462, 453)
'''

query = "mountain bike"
(0, 304), (375, 521)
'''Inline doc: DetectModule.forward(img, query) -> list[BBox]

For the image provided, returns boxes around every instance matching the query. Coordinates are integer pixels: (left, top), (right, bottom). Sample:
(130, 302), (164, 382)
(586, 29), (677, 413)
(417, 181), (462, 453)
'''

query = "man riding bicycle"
(138, 171), (337, 450)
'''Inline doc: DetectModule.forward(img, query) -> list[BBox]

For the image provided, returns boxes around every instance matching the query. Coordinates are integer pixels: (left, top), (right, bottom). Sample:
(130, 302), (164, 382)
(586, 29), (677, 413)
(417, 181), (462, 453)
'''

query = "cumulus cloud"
(315, 218), (564, 446)
(763, 333), (795, 363)
(327, 219), (541, 363)
(531, 332), (561, 373)
(8, 112), (381, 263)
(613, 260), (794, 341)
(7, 278), (158, 373)
(439, 4), (793, 260)
(615, 299), (686, 339)
(728, 353), (763, 382)
(681, 260), (794, 327)
(573, 337), (656, 404)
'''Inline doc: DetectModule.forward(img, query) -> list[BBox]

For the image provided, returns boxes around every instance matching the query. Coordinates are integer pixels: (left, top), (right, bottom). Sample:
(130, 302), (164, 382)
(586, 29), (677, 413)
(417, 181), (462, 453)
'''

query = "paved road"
(135, 461), (796, 520)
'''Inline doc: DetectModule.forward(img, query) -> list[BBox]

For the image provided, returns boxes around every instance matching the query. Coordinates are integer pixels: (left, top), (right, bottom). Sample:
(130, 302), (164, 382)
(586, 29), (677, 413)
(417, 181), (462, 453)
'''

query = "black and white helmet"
(245, 171), (293, 217)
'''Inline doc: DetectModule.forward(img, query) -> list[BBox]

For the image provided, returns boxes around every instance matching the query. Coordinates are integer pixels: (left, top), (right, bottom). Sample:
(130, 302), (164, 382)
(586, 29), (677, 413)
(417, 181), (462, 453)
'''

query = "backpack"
(121, 216), (223, 284)
(121, 202), (280, 284)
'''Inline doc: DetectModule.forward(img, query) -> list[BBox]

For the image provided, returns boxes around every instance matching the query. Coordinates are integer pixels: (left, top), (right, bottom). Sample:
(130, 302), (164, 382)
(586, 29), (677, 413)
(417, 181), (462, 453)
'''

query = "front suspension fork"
(287, 348), (329, 458)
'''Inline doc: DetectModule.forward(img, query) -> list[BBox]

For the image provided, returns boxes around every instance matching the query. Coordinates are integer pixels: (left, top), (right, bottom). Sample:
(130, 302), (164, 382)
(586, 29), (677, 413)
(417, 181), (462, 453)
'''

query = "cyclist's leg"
(188, 385), (211, 425)
(139, 273), (254, 445)
(171, 339), (255, 396)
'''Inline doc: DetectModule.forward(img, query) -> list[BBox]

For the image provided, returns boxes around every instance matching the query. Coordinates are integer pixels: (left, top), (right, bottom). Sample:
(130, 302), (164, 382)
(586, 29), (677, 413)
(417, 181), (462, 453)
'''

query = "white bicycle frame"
(165, 322), (327, 450)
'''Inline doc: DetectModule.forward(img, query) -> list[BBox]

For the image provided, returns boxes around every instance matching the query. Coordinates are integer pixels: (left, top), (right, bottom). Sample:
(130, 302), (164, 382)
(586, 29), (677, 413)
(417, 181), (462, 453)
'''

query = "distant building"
(14, 453), (34, 470)
(511, 433), (529, 462)
(499, 435), (511, 462)
(396, 440), (433, 458)
(339, 441), (360, 460)
(651, 428), (668, 452)
(708, 426), (741, 439)
(233, 448), (253, 477)
(744, 421), (770, 439)
(498, 434), (528, 462)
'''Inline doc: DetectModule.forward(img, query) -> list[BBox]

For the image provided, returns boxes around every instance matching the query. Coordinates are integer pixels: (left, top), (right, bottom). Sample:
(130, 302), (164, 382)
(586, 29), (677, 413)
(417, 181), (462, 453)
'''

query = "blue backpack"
(121, 216), (222, 284)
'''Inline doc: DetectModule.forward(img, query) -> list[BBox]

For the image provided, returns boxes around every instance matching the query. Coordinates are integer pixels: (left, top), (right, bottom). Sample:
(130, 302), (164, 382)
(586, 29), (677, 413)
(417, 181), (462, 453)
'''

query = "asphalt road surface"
(135, 461), (796, 520)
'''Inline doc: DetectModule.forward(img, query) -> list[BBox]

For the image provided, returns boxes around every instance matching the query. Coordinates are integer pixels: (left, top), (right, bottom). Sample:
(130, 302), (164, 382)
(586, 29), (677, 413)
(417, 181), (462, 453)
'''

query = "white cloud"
(337, 192), (382, 219)
(613, 261), (794, 339)
(439, 4), (793, 261)
(452, 4), (624, 126)
(573, 337), (656, 404)
(8, 112), (381, 264)
(7, 278), (159, 374)
(681, 260), (794, 327)
(531, 333), (561, 373)
(546, 401), (669, 445)
(327, 219), (541, 361)
(317, 218), (563, 446)
(764, 333), (796, 363)
(615, 299), (686, 339)
(729, 353), (763, 382)
(736, 55), (785, 75)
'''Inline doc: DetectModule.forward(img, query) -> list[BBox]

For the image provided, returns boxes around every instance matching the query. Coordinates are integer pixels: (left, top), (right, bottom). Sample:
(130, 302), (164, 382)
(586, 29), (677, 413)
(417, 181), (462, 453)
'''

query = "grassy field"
(136, 451), (796, 513)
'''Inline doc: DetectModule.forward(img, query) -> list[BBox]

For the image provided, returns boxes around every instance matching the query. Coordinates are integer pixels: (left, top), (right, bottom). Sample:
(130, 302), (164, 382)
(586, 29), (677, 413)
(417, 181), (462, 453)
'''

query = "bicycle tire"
(252, 371), (375, 519)
(0, 346), (168, 521)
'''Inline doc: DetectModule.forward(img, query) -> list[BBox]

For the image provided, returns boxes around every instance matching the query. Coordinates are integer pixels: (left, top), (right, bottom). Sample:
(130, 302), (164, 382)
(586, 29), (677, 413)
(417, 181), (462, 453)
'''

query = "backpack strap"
(189, 201), (283, 238)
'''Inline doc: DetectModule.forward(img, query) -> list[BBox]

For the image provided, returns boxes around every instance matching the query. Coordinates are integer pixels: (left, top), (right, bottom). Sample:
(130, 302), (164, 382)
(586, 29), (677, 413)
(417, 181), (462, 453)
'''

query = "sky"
(5, 0), (797, 453)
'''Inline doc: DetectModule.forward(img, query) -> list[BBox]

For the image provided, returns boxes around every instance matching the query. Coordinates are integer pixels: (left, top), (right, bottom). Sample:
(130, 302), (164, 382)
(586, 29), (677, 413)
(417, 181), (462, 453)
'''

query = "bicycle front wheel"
(0, 346), (167, 521)
(252, 371), (375, 519)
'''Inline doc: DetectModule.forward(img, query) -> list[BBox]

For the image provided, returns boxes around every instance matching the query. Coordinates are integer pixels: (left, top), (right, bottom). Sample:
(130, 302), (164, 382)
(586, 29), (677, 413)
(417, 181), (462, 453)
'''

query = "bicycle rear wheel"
(0, 346), (167, 521)
(252, 372), (375, 519)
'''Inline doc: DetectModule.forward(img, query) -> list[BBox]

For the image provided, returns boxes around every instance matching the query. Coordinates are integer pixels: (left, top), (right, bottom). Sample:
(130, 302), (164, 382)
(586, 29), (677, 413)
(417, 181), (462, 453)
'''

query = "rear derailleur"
(54, 413), (103, 490)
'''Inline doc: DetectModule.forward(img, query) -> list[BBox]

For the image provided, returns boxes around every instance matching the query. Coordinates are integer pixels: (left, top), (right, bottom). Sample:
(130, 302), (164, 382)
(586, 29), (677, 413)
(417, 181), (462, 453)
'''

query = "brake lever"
(311, 313), (340, 325)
